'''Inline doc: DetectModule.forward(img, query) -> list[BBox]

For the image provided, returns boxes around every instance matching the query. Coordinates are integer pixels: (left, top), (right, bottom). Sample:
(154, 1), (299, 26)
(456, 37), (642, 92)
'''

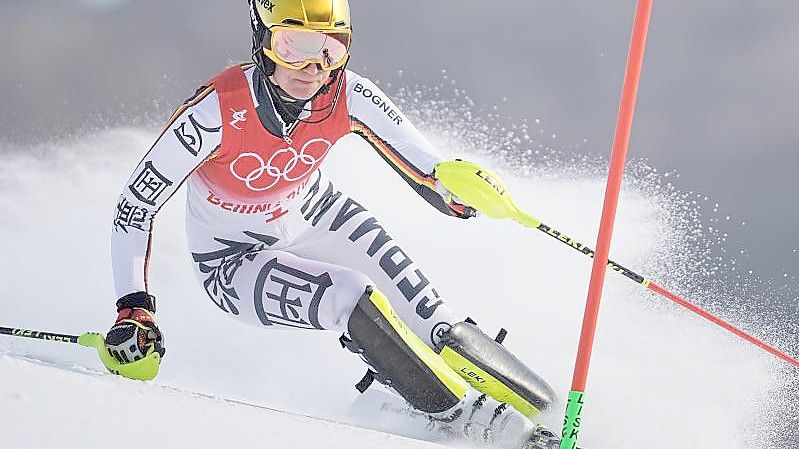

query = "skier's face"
(270, 63), (331, 100)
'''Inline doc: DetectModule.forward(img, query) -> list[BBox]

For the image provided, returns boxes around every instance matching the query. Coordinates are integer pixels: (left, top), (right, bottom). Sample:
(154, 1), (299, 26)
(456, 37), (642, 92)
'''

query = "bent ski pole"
(0, 325), (162, 380)
(435, 160), (799, 368)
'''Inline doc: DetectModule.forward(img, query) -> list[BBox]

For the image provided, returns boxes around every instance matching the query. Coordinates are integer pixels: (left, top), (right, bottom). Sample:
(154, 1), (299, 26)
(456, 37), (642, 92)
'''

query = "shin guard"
(343, 287), (469, 414)
(436, 321), (556, 417)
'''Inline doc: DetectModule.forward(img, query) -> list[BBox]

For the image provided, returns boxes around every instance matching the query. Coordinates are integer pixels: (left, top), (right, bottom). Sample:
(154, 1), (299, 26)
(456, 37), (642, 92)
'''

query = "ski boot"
(524, 424), (562, 449)
(341, 288), (562, 448)
(428, 389), (534, 449)
(436, 320), (556, 417)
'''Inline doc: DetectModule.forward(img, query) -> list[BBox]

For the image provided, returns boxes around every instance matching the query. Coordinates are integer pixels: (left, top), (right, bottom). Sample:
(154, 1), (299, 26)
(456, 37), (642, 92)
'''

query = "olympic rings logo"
(229, 138), (332, 191)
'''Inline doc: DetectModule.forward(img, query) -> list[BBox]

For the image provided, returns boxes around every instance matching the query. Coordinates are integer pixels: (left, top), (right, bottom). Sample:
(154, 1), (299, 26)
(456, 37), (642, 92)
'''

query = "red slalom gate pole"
(560, 1), (654, 448)
(647, 281), (799, 368)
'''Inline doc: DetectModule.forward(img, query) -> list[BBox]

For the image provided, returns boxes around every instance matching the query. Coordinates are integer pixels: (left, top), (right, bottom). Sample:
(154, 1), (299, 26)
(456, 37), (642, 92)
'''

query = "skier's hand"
(436, 181), (479, 219)
(448, 195), (479, 219)
(105, 292), (165, 364)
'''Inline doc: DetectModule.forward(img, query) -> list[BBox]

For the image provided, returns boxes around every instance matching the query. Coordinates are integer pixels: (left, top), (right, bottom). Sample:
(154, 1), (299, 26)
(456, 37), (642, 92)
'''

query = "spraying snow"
(0, 96), (796, 448)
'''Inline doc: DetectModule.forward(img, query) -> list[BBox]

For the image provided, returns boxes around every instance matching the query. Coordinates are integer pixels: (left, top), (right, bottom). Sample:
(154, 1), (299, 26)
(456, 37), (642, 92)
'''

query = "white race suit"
(111, 64), (472, 348)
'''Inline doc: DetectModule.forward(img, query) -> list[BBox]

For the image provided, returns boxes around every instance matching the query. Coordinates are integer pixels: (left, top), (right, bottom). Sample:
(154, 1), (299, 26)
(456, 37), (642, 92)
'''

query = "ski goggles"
(262, 26), (351, 71)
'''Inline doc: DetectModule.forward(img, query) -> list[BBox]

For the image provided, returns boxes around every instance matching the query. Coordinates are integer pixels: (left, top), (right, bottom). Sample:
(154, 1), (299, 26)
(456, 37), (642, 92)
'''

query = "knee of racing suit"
(319, 268), (372, 332)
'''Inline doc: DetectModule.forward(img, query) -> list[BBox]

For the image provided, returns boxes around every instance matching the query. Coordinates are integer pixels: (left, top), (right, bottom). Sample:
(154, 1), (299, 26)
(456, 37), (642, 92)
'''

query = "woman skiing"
(106, 1), (558, 447)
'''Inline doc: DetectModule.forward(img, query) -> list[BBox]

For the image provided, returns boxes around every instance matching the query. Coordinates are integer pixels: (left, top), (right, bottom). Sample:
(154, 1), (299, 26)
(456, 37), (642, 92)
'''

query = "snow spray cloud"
(385, 69), (798, 348)
(0, 74), (796, 448)
(379, 69), (799, 448)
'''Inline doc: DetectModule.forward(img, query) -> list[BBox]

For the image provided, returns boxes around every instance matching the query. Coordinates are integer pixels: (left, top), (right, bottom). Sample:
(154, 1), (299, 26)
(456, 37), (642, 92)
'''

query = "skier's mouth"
(293, 78), (321, 85)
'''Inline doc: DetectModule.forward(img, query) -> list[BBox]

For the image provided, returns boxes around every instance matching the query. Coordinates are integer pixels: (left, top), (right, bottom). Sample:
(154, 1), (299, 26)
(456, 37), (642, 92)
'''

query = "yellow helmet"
(249, 0), (352, 73)
(251, 0), (351, 32)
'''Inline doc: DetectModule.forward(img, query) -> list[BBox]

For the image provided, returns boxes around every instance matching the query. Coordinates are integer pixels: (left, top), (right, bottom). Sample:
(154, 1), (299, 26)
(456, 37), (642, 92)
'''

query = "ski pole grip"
(78, 332), (161, 381)
(435, 160), (541, 227)
(1, 327), (160, 380)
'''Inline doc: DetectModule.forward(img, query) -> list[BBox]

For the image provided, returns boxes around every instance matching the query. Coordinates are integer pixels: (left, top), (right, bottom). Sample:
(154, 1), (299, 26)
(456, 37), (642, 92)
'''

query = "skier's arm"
(111, 85), (222, 298)
(345, 71), (475, 218)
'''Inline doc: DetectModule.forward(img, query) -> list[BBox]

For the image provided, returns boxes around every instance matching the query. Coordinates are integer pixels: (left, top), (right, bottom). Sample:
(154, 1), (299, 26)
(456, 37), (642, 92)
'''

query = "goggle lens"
(267, 27), (350, 70)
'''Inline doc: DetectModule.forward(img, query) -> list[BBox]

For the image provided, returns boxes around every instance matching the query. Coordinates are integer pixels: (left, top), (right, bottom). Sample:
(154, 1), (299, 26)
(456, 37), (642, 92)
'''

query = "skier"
(106, 1), (558, 447)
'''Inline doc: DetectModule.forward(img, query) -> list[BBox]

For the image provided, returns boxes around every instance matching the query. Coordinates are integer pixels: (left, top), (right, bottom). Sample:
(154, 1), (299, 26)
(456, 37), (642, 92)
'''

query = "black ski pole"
(0, 326), (80, 344)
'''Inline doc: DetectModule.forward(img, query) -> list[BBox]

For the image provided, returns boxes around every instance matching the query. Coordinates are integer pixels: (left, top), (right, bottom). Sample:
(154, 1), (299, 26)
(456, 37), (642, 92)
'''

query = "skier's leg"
(436, 321), (556, 417)
(187, 228), (370, 331)
(186, 226), (547, 446)
(293, 174), (556, 416)
(289, 172), (459, 347)
(344, 286), (536, 448)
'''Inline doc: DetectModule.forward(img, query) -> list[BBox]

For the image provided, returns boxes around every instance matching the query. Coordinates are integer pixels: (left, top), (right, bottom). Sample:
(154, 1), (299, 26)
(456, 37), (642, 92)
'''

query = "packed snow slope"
(0, 127), (796, 449)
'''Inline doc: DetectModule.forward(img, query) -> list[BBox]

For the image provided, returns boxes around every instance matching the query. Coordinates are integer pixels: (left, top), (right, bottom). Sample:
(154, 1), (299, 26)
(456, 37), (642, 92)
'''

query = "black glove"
(105, 292), (165, 363)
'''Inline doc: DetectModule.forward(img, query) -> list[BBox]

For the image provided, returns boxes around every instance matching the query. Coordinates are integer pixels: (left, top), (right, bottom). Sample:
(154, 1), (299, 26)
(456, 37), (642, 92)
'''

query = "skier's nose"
(301, 63), (322, 75)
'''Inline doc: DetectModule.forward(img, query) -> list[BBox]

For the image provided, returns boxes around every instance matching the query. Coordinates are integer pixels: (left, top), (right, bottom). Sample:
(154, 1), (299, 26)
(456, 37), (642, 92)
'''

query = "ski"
(349, 386), (588, 449)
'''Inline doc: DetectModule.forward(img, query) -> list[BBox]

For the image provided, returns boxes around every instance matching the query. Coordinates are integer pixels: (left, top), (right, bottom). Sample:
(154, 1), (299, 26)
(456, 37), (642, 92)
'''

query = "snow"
(0, 354), (443, 448)
(0, 128), (795, 448)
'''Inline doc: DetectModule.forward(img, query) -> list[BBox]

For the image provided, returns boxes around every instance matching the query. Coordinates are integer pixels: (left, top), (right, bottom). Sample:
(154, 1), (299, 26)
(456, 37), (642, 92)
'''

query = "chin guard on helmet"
(435, 321), (557, 418)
